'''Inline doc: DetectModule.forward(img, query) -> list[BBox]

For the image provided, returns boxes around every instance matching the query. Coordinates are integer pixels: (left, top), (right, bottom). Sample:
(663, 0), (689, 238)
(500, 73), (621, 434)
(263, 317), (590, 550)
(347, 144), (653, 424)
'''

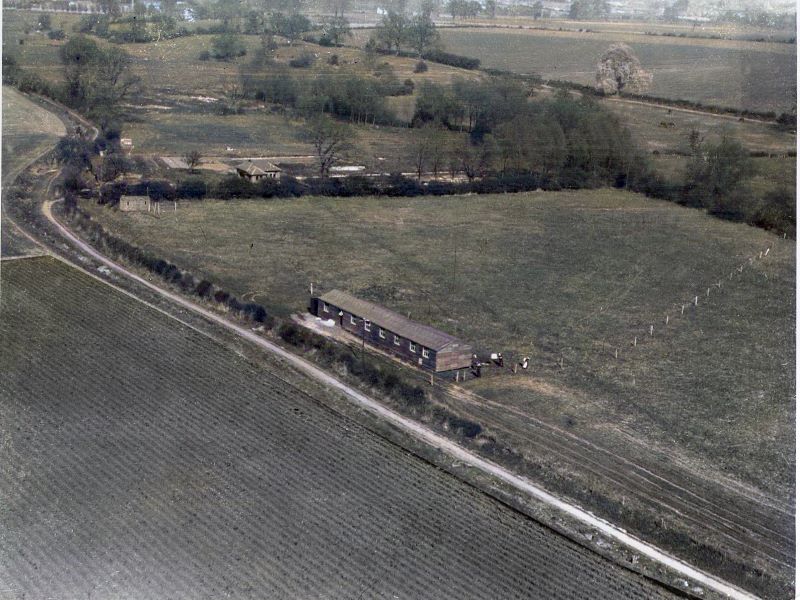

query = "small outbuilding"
(310, 289), (473, 372)
(235, 160), (282, 181)
(119, 195), (151, 212)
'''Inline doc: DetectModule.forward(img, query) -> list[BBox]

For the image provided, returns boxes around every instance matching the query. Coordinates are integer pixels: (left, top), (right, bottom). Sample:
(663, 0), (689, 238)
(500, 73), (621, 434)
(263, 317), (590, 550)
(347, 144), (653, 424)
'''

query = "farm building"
(310, 290), (473, 372)
(119, 195), (151, 212)
(235, 160), (282, 181)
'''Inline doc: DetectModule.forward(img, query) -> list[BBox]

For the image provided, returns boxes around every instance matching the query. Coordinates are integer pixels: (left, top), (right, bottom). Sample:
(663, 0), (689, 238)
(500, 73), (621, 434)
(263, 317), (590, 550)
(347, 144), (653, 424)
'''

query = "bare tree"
(595, 43), (652, 95)
(183, 150), (202, 173)
(407, 126), (444, 180)
(306, 116), (351, 177)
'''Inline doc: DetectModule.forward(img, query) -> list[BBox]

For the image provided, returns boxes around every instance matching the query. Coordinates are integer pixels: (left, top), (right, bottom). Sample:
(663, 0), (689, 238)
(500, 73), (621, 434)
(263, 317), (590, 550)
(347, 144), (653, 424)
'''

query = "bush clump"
(289, 52), (316, 68)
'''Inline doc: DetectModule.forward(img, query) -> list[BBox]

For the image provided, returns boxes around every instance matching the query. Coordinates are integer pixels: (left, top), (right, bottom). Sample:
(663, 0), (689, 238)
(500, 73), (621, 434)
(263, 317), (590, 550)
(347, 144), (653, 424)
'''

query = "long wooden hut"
(310, 290), (473, 372)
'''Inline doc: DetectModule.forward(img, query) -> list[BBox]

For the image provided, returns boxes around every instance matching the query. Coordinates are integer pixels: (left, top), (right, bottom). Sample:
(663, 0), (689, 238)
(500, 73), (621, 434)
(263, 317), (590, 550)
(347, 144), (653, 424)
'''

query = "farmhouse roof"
(235, 161), (267, 176)
(252, 160), (281, 172)
(318, 289), (463, 351)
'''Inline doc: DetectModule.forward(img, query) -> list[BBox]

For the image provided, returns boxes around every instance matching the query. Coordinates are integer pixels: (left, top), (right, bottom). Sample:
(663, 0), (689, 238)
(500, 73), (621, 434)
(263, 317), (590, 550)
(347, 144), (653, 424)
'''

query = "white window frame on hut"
(351, 315), (357, 325)
(422, 348), (430, 358)
(409, 342), (417, 353)
(364, 320), (371, 332)
(322, 302), (329, 313)
(394, 335), (401, 346)
(378, 328), (386, 339)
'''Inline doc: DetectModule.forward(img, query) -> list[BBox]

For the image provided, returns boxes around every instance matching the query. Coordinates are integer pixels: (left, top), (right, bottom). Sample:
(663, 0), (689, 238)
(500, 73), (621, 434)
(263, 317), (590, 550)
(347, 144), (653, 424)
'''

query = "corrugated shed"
(318, 289), (464, 351)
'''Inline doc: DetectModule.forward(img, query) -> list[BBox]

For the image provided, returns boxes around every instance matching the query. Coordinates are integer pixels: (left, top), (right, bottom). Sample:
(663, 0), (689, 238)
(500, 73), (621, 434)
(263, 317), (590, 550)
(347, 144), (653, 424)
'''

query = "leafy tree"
(60, 36), (140, 121)
(98, 153), (131, 182)
(495, 115), (566, 175)
(375, 11), (407, 54)
(413, 80), (463, 128)
(214, 0), (242, 30)
(320, 15), (352, 46)
(38, 14), (52, 30)
(55, 136), (95, 169)
(685, 134), (755, 209)
(484, 0), (496, 18)
(406, 13), (439, 56)
(244, 10), (265, 34)
(61, 35), (103, 107)
(271, 12), (312, 44)
(533, 0), (543, 18)
(97, 0), (122, 19)
(305, 115), (351, 176)
(595, 43), (652, 95)
(457, 137), (493, 180)
(211, 32), (246, 60)
(446, 0), (480, 19)
(569, 0), (609, 19)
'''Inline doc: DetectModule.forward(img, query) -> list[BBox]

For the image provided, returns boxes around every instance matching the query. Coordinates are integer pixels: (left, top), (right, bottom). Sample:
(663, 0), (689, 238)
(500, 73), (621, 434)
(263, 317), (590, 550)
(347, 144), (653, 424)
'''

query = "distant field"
(0, 255), (681, 599)
(2, 11), (478, 98)
(122, 107), (461, 170)
(438, 27), (796, 113)
(447, 17), (797, 42)
(84, 189), (795, 508)
(603, 98), (796, 154)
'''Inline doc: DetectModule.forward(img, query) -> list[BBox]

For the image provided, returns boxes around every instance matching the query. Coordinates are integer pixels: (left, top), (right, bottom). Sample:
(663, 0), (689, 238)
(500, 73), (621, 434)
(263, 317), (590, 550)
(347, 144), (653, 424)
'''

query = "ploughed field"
(0, 256), (681, 599)
(438, 27), (796, 114)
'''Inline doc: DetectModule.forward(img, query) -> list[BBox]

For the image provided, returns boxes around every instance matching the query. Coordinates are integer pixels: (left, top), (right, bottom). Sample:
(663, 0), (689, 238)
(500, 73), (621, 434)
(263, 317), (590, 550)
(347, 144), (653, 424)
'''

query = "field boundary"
(40, 196), (760, 600)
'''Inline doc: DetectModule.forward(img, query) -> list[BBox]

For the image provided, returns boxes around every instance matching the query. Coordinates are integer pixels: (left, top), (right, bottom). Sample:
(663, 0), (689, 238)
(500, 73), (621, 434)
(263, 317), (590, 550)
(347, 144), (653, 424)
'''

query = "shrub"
(177, 177), (207, 199)
(198, 50), (211, 61)
(48, 29), (66, 40)
(327, 54), (339, 65)
(210, 33), (246, 61)
(413, 60), (428, 73)
(289, 52), (315, 68)
(421, 49), (480, 70)
(213, 175), (256, 199)
(195, 280), (213, 298)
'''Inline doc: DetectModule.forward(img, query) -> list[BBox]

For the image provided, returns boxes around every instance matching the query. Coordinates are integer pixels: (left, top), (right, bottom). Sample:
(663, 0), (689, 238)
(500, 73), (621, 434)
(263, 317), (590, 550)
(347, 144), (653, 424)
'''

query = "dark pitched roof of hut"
(318, 289), (463, 351)
(251, 159), (281, 172)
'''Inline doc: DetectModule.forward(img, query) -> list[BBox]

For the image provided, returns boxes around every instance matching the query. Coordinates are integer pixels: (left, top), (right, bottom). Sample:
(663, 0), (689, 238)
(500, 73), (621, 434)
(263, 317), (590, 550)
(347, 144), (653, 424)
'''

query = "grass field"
(1, 85), (65, 181)
(0, 255), (683, 599)
(1, 85), (65, 258)
(436, 27), (796, 113)
(83, 189), (795, 508)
